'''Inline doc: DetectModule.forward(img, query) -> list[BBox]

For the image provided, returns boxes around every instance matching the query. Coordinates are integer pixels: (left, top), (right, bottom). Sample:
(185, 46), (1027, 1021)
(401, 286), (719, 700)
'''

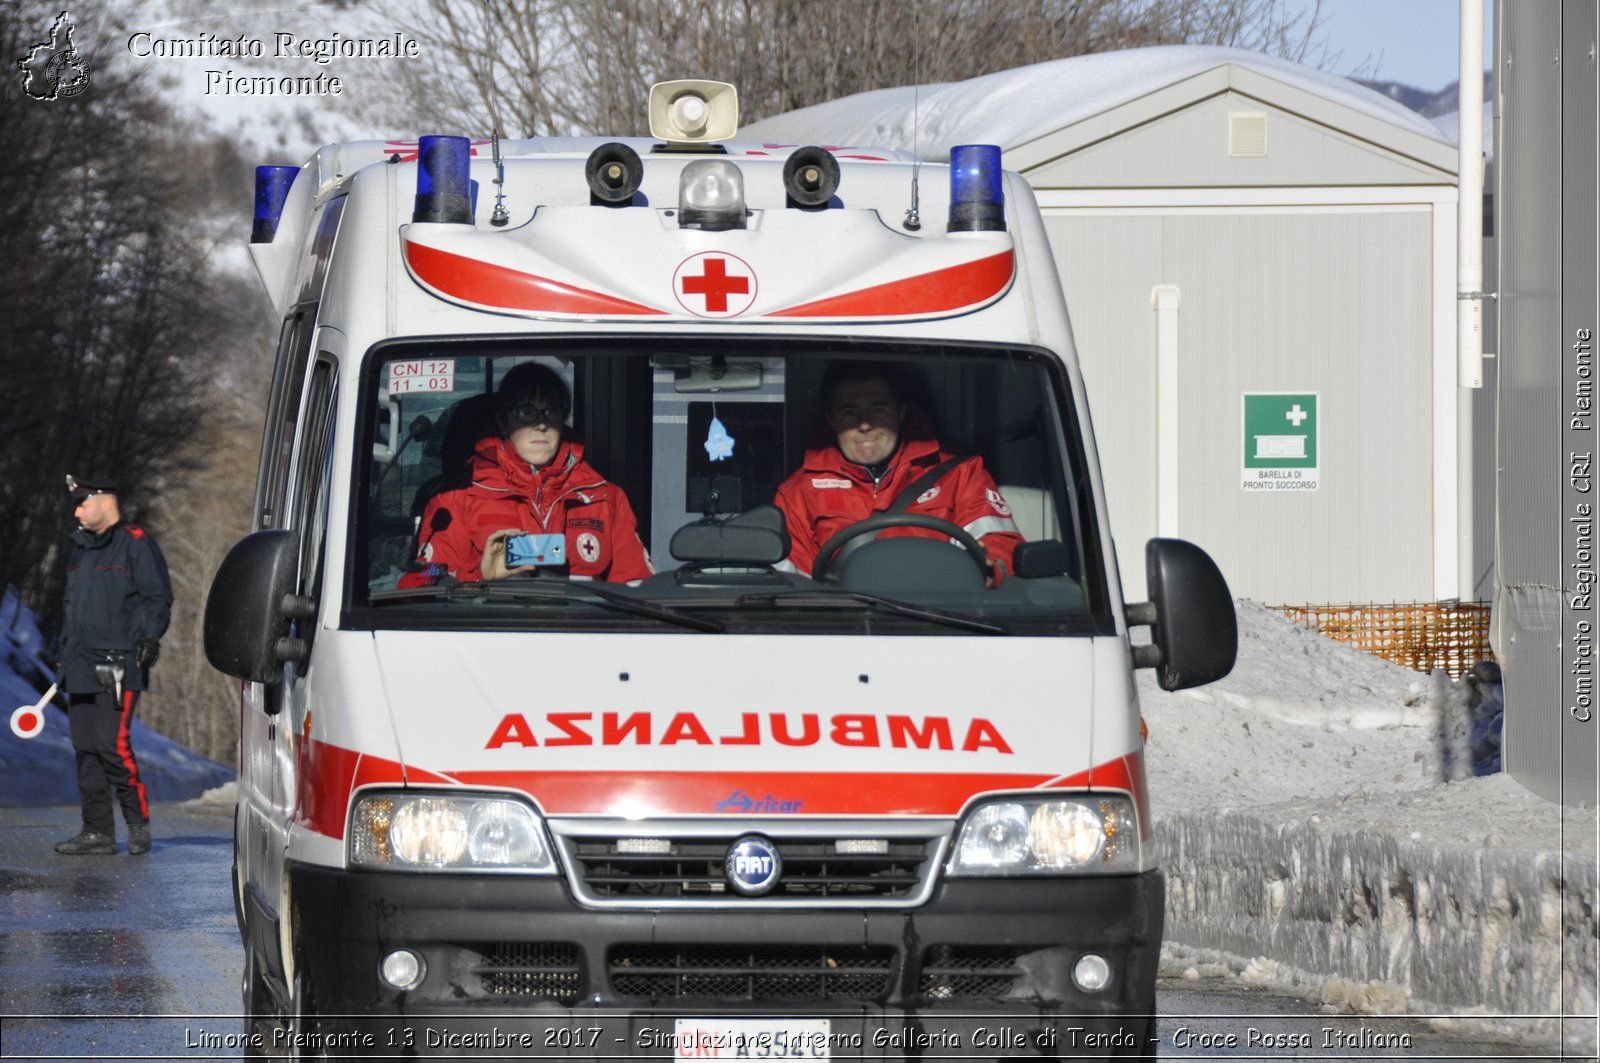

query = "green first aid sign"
(1242, 392), (1319, 491)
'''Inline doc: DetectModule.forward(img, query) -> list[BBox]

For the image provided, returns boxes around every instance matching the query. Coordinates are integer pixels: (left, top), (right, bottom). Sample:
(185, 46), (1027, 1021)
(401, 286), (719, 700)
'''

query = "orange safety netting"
(1267, 601), (1494, 679)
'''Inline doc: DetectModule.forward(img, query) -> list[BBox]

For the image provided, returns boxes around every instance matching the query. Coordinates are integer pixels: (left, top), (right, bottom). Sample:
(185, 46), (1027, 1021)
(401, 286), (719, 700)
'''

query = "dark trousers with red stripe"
(67, 691), (149, 835)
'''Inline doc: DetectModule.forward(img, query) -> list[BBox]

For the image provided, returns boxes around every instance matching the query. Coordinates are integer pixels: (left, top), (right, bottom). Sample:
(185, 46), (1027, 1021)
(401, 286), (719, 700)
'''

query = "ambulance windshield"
(353, 340), (1109, 635)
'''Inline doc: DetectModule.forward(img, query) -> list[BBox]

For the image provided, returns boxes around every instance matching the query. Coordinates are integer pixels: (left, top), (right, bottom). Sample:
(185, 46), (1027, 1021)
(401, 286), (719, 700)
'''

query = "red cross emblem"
(673, 252), (757, 317)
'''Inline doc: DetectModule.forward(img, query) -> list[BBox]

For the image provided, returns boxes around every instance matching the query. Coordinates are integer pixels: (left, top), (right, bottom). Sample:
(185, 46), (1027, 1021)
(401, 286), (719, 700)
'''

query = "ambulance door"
(238, 305), (317, 939)
(275, 336), (341, 855)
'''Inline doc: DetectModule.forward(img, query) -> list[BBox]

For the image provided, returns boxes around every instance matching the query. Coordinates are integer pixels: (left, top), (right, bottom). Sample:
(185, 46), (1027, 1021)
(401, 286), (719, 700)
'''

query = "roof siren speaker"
(783, 146), (840, 209)
(649, 80), (739, 145)
(585, 142), (645, 205)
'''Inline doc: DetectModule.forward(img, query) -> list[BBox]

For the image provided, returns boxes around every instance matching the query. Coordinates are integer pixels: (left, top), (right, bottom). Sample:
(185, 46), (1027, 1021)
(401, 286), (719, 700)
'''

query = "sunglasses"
(505, 403), (566, 428)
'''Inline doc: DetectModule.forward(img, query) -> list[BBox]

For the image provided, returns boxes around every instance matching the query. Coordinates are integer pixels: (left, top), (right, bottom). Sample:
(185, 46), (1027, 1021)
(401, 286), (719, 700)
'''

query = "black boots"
(55, 831), (116, 855)
(127, 822), (151, 855)
(55, 824), (151, 855)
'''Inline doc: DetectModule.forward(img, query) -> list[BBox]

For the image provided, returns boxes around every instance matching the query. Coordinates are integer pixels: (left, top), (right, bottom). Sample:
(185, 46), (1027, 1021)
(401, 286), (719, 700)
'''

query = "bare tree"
(360, 0), (1328, 137)
(1, 0), (264, 763)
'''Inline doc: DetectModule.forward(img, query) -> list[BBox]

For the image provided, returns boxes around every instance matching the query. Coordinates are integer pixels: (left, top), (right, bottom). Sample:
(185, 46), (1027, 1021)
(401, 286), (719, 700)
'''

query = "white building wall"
(1044, 202), (1441, 603)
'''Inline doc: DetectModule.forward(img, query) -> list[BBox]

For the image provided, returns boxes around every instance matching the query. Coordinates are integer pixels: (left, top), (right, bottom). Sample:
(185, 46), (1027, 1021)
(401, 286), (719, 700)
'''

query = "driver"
(399, 362), (653, 586)
(773, 362), (1022, 583)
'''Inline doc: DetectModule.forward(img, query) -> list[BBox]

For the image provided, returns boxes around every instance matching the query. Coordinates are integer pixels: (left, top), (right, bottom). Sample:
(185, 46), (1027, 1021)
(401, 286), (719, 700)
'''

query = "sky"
(1306, 0), (1494, 90)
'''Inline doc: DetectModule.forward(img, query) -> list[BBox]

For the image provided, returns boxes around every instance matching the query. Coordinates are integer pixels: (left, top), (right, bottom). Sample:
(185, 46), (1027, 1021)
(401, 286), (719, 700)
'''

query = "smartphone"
(505, 533), (566, 568)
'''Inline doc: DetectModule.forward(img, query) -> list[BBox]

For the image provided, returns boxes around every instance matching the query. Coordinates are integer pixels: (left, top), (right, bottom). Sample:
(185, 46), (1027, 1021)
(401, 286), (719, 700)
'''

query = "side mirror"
(204, 530), (300, 684)
(1127, 538), (1236, 691)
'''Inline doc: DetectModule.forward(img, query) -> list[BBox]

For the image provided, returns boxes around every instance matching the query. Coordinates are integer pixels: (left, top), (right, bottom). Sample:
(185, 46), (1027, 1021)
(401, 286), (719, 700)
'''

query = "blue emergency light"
(413, 135), (473, 224)
(948, 144), (1005, 232)
(251, 166), (299, 243)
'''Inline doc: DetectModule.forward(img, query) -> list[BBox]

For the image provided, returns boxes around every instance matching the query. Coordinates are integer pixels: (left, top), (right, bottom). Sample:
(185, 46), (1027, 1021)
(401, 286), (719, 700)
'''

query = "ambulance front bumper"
(289, 863), (1162, 1058)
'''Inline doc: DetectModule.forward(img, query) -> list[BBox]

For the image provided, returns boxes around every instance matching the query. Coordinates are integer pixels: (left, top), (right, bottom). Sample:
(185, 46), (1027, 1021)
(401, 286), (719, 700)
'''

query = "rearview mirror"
(670, 505), (789, 566)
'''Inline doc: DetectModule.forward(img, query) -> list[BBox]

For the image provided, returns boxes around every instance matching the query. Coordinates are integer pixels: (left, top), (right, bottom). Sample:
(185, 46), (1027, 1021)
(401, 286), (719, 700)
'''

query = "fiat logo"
(725, 835), (782, 896)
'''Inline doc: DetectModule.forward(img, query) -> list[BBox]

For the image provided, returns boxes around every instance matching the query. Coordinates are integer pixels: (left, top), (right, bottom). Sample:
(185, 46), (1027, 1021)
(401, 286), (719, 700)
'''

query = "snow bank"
(0, 588), (233, 807)
(1143, 603), (1596, 1050)
(740, 45), (1449, 160)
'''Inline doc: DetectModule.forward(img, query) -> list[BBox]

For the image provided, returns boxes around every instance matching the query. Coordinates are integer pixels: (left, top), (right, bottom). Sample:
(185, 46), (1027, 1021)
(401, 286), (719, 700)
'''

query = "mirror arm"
(1125, 600), (1161, 670)
(1125, 601), (1158, 628)
(274, 636), (309, 667)
(281, 594), (318, 622)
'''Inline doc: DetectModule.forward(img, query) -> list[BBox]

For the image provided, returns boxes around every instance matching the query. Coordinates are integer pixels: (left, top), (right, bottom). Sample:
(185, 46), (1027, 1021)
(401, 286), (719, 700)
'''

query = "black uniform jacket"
(61, 522), (173, 694)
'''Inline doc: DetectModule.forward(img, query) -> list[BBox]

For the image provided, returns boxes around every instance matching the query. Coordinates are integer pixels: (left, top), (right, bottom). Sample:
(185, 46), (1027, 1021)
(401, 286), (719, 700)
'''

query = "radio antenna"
(903, 8), (922, 231)
(490, 129), (510, 227)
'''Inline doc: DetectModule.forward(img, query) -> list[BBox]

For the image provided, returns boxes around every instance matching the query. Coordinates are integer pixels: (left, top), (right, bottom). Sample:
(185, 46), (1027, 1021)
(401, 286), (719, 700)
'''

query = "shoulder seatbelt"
(834, 453), (973, 566)
(887, 453), (971, 513)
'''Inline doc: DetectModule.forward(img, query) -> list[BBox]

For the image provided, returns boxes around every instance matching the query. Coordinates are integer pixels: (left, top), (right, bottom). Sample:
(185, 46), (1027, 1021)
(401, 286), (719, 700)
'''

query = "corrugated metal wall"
(1496, 0), (1600, 806)
(1045, 209), (1434, 603)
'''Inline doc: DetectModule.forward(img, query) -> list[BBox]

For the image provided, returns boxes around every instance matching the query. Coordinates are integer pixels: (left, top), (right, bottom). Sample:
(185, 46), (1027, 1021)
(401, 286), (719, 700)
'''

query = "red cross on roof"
(680, 257), (750, 313)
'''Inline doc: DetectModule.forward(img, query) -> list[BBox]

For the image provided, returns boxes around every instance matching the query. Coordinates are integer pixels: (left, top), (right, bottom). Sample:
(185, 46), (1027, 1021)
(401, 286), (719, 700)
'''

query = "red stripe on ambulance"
(404, 240), (667, 316)
(445, 769), (1056, 816)
(769, 250), (1014, 318)
(293, 738), (1147, 835)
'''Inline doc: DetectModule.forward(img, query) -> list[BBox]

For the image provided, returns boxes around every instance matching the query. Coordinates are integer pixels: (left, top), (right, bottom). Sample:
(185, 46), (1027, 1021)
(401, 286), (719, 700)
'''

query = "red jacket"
(773, 433), (1023, 578)
(400, 437), (653, 585)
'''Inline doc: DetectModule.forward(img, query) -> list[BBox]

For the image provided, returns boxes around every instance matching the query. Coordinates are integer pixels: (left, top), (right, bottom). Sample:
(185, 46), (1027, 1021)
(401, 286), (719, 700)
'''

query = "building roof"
(741, 45), (1456, 178)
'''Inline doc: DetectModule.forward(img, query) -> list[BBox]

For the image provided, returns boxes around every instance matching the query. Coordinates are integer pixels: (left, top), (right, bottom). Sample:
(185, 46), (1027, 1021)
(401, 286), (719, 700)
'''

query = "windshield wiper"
(734, 587), (1008, 635)
(371, 577), (724, 632)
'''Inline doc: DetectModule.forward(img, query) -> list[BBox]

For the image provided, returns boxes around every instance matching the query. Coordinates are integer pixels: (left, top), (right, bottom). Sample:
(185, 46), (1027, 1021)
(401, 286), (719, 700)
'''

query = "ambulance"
(204, 80), (1236, 1059)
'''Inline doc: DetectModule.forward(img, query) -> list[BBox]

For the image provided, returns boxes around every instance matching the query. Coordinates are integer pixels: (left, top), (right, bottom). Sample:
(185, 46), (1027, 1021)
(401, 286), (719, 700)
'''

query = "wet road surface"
(0, 802), (240, 1061)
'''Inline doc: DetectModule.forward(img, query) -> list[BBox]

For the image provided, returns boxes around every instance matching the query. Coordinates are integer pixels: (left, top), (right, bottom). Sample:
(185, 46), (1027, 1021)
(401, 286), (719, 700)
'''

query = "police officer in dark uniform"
(55, 474), (172, 856)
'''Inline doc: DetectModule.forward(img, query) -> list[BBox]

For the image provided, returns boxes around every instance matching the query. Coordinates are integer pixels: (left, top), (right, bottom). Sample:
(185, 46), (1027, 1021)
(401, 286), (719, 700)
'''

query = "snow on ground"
(1143, 602), (1597, 1054)
(740, 45), (1449, 160)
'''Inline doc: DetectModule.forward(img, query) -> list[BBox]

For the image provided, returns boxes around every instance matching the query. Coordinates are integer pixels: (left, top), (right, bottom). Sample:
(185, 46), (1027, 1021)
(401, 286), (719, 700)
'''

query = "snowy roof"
(742, 45), (1452, 162)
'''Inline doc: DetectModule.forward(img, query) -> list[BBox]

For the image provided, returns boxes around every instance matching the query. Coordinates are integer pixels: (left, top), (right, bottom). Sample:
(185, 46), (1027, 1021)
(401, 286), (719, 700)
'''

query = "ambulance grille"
(609, 944), (894, 1001)
(472, 942), (583, 1001)
(918, 945), (1026, 998)
(566, 834), (941, 904)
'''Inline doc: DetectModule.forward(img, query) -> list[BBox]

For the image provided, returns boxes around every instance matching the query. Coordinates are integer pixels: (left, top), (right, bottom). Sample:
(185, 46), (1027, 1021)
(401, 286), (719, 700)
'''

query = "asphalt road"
(0, 803), (1575, 1061)
(0, 802), (241, 1061)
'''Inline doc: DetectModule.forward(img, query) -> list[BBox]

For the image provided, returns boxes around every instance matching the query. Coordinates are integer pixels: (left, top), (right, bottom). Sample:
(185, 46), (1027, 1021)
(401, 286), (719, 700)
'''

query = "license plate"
(673, 1018), (831, 1059)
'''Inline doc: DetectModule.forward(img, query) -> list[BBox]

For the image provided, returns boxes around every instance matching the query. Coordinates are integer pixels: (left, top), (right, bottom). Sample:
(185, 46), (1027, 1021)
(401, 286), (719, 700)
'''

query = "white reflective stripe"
(964, 515), (1020, 540)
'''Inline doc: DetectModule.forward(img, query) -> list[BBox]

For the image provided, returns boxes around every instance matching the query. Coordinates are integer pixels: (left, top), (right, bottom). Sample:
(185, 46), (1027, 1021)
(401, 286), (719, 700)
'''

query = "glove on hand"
(135, 637), (160, 671)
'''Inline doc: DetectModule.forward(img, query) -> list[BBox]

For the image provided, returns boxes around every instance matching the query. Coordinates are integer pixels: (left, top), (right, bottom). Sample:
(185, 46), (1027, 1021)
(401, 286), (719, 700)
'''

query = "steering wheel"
(811, 512), (989, 582)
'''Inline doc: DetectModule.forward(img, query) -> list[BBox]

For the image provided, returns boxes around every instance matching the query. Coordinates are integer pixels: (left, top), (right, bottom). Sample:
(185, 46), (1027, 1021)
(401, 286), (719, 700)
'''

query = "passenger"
(399, 363), (653, 585)
(774, 362), (1022, 583)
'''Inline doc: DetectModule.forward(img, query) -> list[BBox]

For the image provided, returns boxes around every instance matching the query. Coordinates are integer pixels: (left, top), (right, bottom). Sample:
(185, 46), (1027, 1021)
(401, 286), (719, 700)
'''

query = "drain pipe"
(1457, 0), (1488, 601)
(1458, 0), (1487, 389)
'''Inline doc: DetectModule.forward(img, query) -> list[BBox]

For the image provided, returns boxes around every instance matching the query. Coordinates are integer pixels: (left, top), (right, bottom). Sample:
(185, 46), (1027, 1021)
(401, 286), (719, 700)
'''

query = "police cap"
(66, 473), (120, 501)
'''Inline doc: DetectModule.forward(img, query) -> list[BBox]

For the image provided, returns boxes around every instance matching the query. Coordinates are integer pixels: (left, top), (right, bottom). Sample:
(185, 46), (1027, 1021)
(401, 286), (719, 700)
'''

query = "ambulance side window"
(255, 307), (318, 530)
(291, 358), (338, 608)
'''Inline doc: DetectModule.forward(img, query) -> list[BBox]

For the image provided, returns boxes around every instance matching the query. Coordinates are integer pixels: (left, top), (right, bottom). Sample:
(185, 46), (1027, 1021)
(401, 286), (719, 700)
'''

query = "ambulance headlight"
(947, 795), (1139, 875)
(349, 792), (557, 873)
(678, 160), (746, 231)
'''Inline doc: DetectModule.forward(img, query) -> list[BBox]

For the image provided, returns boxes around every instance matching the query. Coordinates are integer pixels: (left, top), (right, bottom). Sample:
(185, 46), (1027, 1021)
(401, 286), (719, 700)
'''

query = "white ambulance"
(205, 80), (1235, 1060)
